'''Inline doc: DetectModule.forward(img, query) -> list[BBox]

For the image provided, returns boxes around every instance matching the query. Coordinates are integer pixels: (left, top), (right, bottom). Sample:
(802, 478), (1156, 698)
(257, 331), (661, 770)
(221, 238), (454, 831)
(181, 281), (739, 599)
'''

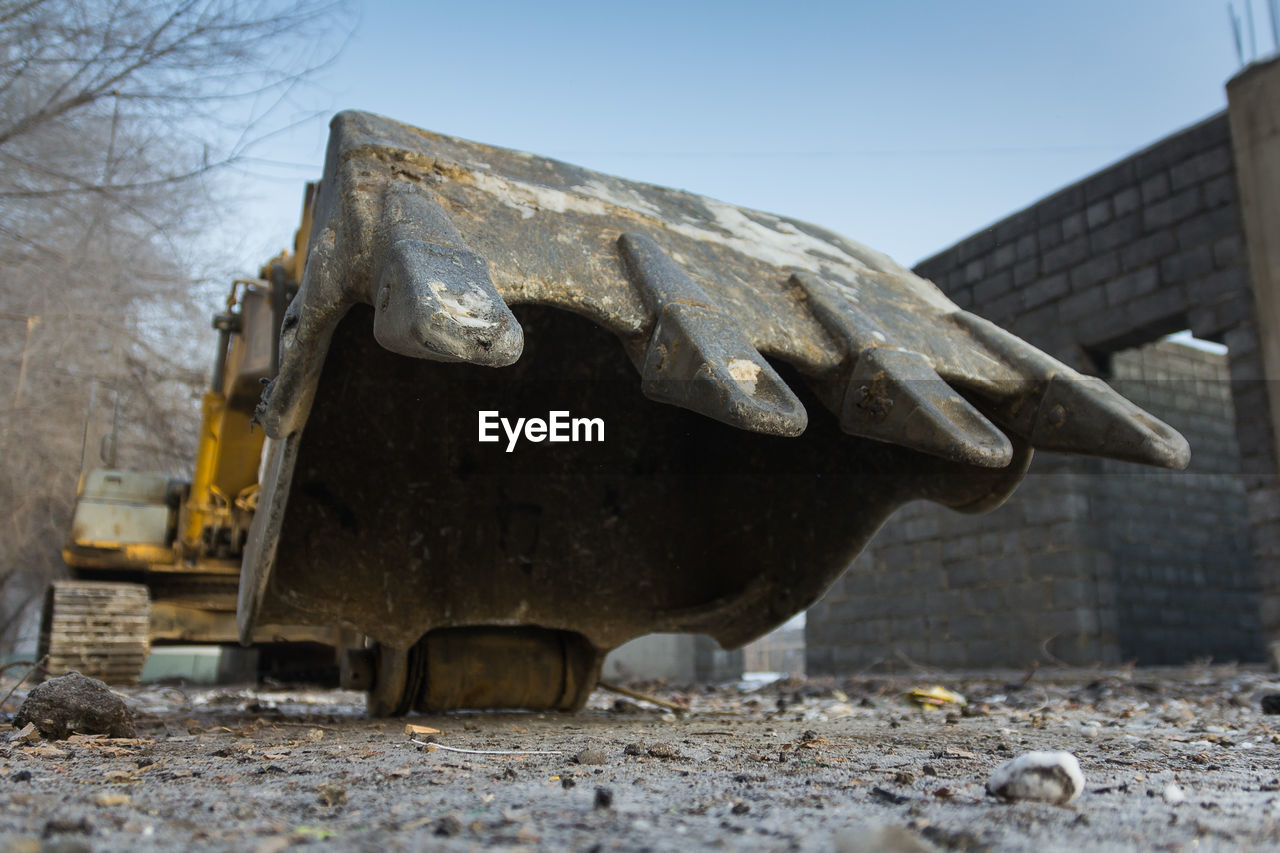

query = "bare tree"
(0, 0), (352, 649)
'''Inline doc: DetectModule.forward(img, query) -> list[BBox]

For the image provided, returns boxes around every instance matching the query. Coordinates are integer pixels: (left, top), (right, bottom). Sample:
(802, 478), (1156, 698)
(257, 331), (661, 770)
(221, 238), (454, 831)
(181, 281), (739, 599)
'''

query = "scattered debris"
(10, 722), (41, 743)
(987, 751), (1084, 805)
(410, 739), (563, 756)
(434, 815), (463, 836)
(404, 724), (441, 736)
(597, 681), (688, 712)
(870, 787), (912, 805)
(594, 787), (614, 809)
(91, 791), (131, 807)
(14, 672), (136, 740)
(936, 747), (978, 760)
(575, 746), (608, 765)
(646, 742), (680, 759)
(316, 783), (347, 807)
(907, 686), (967, 709)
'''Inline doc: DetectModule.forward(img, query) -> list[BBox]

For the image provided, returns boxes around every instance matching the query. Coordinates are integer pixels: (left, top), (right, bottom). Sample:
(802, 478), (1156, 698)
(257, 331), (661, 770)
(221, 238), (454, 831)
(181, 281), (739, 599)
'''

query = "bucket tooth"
(619, 232), (807, 436)
(792, 272), (1010, 466)
(842, 347), (1013, 467)
(790, 270), (887, 352)
(952, 311), (1190, 469)
(1030, 375), (1191, 469)
(371, 185), (523, 366)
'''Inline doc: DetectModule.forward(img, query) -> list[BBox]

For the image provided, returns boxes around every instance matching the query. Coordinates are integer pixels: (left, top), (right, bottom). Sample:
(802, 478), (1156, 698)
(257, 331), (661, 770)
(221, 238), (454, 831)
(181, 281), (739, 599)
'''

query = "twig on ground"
(265, 721), (339, 731)
(410, 739), (563, 756)
(0, 655), (47, 711)
(596, 681), (688, 712)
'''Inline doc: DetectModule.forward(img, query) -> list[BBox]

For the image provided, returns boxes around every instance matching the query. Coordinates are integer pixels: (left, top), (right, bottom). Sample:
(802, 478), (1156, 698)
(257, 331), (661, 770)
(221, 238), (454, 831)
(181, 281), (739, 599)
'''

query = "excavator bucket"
(239, 111), (1189, 714)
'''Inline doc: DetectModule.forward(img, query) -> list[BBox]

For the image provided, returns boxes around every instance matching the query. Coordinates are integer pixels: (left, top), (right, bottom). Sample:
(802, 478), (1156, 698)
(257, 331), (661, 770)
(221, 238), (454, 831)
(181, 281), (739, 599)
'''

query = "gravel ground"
(2, 665), (1280, 851)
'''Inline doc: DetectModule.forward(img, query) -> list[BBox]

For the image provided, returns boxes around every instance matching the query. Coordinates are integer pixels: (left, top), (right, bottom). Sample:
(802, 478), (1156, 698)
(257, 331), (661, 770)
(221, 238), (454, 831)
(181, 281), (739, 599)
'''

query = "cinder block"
(1175, 205), (1242, 247)
(1170, 146), (1233, 191)
(1086, 199), (1113, 229)
(1069, 253), (1119, 290)
(1043, 236), (1089, 275)
(1013, 258), (1039, 287)
(1036, 185), (1085, 223)
(991, 242), (1017, 271)
(1124, 288), (1185, 329)
(1198, 266), (1248, 299)
(1062, 211), (1086, 241)
(956, 229), (998, 264)
(1113, 186), (1141, 216)
(1083, 160), (1137, 203)
(1089, 214), (1142, 254)
(994, 209), (1037, 244)
(1121, 231), (1177, 271)
(1059, 286), (1107, 323)
(1023, 273), (1070, 308)
(1105, 266), (1160, 305)
(982, 291), (1025, 325)
(964, 258), (985, 285)
(974, 270), (1014, 303)
(1143, 187), (1202, 231)
(1141, 172), (1171, 204)
(1159, 244), (1214, 284)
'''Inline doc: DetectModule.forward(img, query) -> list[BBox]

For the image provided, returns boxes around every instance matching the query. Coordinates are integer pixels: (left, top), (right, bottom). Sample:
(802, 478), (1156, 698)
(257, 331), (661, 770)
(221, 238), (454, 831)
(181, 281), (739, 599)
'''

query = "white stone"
(1164, 782), (1186, 804)
(986, 751), (1085, 804)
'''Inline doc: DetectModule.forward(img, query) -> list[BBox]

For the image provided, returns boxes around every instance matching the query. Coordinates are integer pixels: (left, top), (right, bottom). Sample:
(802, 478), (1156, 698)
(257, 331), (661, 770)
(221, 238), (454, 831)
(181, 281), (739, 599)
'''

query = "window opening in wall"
(742, 611), (806, 678)
(1099, 331), (1262, 664)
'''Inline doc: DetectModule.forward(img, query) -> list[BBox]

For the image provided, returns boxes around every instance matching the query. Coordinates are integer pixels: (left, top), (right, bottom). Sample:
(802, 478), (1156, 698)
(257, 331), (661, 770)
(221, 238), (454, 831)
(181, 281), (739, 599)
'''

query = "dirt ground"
(2, 665), (1280, 852)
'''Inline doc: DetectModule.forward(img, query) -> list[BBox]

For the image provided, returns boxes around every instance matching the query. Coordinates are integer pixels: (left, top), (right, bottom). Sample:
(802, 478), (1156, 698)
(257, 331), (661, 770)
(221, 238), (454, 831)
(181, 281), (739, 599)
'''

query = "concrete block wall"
(1100, 341), (1261, 663)
(808, 112), (1272, 672)
(806, 455), (1120, 671)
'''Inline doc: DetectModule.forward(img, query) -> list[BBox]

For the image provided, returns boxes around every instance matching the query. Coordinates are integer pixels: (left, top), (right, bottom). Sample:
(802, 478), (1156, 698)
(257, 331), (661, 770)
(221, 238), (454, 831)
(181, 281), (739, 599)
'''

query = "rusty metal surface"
(238, 111), (1190, 676)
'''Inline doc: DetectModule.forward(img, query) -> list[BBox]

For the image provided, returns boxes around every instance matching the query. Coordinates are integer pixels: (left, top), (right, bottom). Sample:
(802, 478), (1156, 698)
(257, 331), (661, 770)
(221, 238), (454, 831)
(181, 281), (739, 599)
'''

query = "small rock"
(1261, 694), (1280, 715)
(647, 742), (679, 759)
(731, 802), (750, 815)
(623, 741), (646, 756)
(43, 816), (93, 837)
(594, 787), (614, 809)
(91, 792), (131, 807)
(575, 747), (608, 765)
(11, 769), (32, 782)
(434, 814), (463, 836)
(1164, 782), (1186, 804)
(987, 751), (1084, 805)
(15, 672), (135, 740)
(315, 783), (347, 807)
(561, 777), (576, 789)
(894, 771), (916, 785)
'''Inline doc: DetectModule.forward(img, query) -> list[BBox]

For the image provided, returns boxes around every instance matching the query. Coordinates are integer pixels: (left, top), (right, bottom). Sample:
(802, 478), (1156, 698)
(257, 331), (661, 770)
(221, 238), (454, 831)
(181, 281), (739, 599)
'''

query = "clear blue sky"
(224, 0), (1260, 273)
